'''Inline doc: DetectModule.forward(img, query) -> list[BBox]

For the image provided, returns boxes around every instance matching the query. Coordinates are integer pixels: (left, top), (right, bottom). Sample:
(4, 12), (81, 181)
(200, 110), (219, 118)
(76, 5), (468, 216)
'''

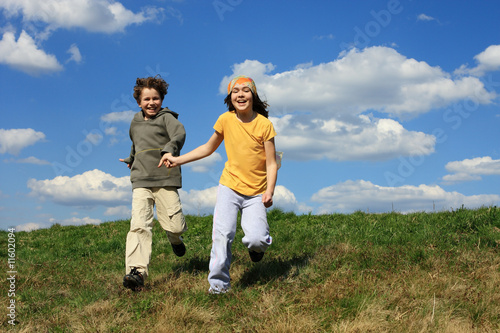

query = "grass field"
(1, 206), (499, 332)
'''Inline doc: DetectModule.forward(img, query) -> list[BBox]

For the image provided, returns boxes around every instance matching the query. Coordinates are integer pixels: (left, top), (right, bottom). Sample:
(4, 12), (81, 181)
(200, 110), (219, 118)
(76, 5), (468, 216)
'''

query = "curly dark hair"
(224, 91), (269, 118)
(133, 76), (169, 103)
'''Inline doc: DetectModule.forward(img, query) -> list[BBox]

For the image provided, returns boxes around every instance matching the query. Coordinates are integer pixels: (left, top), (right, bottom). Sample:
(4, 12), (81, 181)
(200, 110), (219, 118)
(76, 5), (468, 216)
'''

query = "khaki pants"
(125, 187), (187, 278)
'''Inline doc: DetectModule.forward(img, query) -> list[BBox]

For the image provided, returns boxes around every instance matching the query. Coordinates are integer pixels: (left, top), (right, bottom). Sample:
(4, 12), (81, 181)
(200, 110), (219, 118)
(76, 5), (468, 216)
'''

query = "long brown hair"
(224, 91), (269, 118)
(224, 92), (269, 118)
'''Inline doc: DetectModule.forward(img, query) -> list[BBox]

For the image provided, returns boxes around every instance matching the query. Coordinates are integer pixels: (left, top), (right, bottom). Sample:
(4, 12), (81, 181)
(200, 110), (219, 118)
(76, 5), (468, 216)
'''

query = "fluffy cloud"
(311, 180), (500, 214)
(16, 222), (43, 232)
(66, 43), (82, 64)
(178, 185), (307, 216)
(220, 46), (496, 162)
(0, 0), (163, 33)
(0, 31), (63, 75)
(455, 45), (500, 77)
(0, 128), (46, 155)
(442, 156), (500, 184)
(188, 152), (223, 173)
(0, 0), (164, 75)
(272, 114), (435, 161)
(178, 186), (218, 216)
(104, 205), (130, 219)
(27, 169), (131, 207)
(222, 47), (495, 118)
(473, 45), (500, 73)
(4, 156), (50, 165)
(417, 13), (436, 21)
(50, 216), (102, 226)
(273, 185), (312, 213)
(101, 110), (136, 123)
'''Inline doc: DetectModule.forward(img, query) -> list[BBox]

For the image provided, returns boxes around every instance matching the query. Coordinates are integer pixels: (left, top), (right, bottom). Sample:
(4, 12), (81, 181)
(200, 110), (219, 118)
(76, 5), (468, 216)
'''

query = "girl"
(161, 75), (278, 294)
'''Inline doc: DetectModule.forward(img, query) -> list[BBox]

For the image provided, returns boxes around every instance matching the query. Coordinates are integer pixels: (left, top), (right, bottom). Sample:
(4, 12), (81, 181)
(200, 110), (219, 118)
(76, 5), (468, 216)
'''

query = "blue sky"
(1, 0), (499, 231)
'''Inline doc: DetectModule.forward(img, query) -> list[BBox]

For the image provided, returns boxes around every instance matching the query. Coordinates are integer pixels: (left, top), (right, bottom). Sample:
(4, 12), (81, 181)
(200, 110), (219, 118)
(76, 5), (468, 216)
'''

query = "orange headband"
(227, 75), (257, 95)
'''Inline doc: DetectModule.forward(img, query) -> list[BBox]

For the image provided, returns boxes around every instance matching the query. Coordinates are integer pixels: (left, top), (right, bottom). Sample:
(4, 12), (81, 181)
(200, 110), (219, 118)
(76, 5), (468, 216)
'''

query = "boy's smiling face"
(138, 88), (163, 119)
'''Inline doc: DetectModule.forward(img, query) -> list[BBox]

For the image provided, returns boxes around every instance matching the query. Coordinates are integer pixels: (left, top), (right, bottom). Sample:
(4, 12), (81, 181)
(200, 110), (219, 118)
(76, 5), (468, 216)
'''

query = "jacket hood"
(134, 107), (179, 121)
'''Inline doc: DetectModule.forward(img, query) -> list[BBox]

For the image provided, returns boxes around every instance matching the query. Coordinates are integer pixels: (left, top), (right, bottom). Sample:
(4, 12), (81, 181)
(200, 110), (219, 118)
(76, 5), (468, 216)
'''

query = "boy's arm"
(159, 131), (223, 167)
(262, 137), (277, 208)
(161, 114), (186, 156)
(120, 144), (135, 168)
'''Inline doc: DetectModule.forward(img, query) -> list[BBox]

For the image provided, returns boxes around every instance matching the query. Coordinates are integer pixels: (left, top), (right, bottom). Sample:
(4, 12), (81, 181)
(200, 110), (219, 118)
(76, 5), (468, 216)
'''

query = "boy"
(120, 76), (187, 291)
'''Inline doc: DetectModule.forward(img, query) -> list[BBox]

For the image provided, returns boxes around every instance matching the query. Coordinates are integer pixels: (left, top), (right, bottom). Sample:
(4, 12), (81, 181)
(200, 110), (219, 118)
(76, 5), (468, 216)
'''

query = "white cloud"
(16, 222), (42, 232)
(189, 152), (223, 173)
(104, 127), (118, 136)
(442, 156), (500, 184)
(66, 43), (82, 64)
(104, 205), (130, 218)
(178, 185), (309, 216)
(456, 45), (500, 77)
(101, 110), (136, 123)
(4, 156), (50, 165)
(179, 186), (218, 215)
(273, 185), (312, 213)
(0, 1), (164, 75)
(272, 114), (435, 161)
(85, 132), (103, 145)
(0, 128), (46, 155)
(314, 34), (335, 40)
(0, 31), (63, 75)
(311, 180), (500, 214)
(223, 47), (496, 118)
(49, 216), (102, 226)
(0, 0), (163, 34)
(417, 13), (435, 21)
(220, 46), (497, 162)
(27, 169), (131, 207)
(474, 45), (500, 72)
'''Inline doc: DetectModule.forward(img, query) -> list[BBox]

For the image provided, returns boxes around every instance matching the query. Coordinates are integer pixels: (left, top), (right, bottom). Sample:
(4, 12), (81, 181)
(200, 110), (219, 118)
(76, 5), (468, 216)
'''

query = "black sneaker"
(171, 242), (186, 257)
(249, 250), (264, 262)
(123, 267), (144, 291)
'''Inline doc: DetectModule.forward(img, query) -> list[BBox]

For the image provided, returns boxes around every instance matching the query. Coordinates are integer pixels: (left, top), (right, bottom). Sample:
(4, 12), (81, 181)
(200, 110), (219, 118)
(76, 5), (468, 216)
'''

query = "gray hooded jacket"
(122, 108), (185, 189)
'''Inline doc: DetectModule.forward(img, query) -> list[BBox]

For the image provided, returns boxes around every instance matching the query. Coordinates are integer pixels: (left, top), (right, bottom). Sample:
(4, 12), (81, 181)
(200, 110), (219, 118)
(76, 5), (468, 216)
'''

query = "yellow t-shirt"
(214, 111), (277, 196)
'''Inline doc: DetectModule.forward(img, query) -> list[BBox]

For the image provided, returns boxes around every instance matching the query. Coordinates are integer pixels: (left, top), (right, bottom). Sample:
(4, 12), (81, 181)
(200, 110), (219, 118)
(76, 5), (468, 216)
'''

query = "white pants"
(125, 187), (186, 278)
(208, 184), (272, 292)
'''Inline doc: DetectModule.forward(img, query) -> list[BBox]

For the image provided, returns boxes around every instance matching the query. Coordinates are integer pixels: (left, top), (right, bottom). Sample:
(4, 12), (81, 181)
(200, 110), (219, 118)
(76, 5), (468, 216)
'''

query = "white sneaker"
(208, 286), (229, 294)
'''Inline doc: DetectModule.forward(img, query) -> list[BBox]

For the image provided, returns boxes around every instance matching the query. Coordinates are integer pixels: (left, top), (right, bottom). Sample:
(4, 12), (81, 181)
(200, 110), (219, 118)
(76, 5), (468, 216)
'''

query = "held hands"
(158, 153), (178, 168)
(119, 154), (177, 169)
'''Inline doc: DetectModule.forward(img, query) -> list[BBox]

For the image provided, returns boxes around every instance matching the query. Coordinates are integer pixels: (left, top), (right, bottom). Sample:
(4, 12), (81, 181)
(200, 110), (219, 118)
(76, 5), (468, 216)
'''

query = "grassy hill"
(1, 207), (499, 332)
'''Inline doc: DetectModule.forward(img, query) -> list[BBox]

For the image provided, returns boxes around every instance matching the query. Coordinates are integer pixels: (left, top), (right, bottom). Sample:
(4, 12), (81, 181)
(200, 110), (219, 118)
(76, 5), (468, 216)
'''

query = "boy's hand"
(119, 159), (131, 169)
(262, 192), (273, 208)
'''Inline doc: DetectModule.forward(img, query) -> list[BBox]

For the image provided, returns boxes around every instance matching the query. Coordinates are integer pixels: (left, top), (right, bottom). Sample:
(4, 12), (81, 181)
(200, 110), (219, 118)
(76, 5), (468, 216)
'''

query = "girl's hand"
(158, 153), (178, 168)
(262, 192), (273, 208)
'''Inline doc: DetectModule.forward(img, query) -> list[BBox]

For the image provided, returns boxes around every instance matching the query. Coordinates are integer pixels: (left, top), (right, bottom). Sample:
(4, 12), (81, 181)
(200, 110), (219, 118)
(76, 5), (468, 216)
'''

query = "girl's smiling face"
(231, 83), (254, 113)
(138, 88), (163, 119)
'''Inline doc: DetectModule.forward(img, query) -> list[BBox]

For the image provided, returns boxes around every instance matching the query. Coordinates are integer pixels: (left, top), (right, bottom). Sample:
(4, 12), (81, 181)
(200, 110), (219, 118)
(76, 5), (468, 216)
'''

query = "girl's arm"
(159, 131), (223, 168)
(262, 137), (278, 208)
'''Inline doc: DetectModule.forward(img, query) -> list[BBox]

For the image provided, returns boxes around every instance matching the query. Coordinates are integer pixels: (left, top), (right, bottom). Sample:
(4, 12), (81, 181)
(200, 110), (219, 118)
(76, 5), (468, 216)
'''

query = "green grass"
(1, 206), (499, 332)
